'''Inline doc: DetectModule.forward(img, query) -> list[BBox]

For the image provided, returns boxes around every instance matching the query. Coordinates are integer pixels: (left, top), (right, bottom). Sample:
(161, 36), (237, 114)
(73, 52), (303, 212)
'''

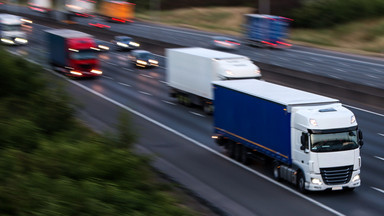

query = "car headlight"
(1, 38), (15, 44)
(129, 41), (140, 47)
(117, 42), (128, 47)
(15, 38), (28, 44)
(352, 174), (360, 182)
(311, 178), (322, 185)
(70, 71), (83, 76)
(148, 59), (158, 64)
(137, 60), (148, 65)
(98, 45), (109, 50)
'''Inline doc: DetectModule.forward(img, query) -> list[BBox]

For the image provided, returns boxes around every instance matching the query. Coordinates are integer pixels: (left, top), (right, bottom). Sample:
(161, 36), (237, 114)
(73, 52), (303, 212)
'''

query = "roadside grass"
(136, 7), (253, 36)
(136, 7), (384, 56)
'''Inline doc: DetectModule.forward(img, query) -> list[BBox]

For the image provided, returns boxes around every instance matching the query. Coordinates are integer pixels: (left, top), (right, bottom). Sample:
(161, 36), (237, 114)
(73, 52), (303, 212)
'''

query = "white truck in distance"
(166, 47), (261, 114)
(0, 14), (28, 45)
(213, 79), (363, 192)
(65, 0), (95, 17)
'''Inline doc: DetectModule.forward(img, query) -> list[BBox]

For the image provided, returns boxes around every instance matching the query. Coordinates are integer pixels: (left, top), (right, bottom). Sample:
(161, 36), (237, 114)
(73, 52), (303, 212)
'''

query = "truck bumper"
(306, 170), (360, 191)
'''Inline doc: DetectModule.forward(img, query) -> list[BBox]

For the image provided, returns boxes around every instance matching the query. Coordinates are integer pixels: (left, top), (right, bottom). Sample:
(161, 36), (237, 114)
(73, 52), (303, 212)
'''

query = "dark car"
(112, 36), (140, 51)
(128, 50), (159, 68)
(212, 36), (241, 50)
(94, 39), (110, 52)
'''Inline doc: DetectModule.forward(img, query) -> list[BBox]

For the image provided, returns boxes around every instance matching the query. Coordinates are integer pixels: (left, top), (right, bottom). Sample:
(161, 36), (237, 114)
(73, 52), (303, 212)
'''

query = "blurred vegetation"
(290, 0), (384, 28)
(0, 48), (196, 215)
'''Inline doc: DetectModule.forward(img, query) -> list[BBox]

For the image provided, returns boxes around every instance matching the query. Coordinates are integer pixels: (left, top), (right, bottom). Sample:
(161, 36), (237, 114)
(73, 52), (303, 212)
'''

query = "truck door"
(292, 129), (310, 174)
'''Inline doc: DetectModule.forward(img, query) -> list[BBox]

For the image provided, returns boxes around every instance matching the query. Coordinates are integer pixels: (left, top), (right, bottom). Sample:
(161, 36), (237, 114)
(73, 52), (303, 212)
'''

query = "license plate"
(332, 186), (343, 191)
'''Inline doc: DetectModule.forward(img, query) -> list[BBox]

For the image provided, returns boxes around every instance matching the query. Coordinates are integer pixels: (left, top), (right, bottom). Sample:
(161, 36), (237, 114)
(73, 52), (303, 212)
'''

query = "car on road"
(112, 35), (140, 51)
(128, 50), (159, 68)
(94, 39), (110, 52)
(212, 36), (241, 50)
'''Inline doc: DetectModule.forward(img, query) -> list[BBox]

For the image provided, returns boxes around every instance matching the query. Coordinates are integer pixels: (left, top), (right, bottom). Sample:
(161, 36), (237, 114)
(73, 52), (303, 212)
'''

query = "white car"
(212, 36), (241, 50)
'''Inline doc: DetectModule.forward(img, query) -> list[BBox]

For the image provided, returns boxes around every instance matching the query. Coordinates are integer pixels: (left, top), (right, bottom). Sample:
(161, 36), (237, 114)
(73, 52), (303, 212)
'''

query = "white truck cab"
(292, 103), (362, 191)
(0, 14), (28, 45)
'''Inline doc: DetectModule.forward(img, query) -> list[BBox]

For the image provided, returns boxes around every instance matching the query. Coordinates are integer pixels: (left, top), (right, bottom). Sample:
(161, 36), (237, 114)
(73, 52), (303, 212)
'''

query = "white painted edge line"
(60, 75), (344, 216)
(374, 156), (384, 161)
(379, 133), (384, 137)
(343, 105), (384, 118)
(189, 111), (205, 118)
(159, 80), (168, 85)
(372, 187), (384, 194)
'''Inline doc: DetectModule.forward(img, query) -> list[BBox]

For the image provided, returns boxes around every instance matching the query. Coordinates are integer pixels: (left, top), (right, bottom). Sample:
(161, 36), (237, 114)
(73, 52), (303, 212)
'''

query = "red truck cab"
(45, 29), (102, 78)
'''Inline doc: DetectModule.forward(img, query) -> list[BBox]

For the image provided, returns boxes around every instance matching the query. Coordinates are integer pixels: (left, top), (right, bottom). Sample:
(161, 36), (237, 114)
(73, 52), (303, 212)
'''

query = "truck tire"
(227, 142), (236, 159)
(203, 103), (213, 115)
(239, 145), (250, 165)
(273, 162), (281, 181)
(297, 172), (307, 193)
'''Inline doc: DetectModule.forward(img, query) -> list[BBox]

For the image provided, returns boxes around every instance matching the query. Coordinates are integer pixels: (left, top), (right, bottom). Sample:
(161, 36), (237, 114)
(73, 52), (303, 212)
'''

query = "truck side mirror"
(300, 132), (308, 151)
(358, 130), (364, 148)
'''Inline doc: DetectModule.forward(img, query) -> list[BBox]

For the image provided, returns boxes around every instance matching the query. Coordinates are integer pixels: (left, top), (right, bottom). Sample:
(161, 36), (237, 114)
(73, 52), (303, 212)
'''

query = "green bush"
(0, 48), (195, 215)
(290, 0), (384, 28)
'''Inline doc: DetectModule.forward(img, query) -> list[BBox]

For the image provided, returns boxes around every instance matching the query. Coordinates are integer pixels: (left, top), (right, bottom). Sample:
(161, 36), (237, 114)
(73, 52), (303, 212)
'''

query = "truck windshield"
(70, 50), (97, 60)
(310, 131), (359, 152)
(2, 24), (22, 31)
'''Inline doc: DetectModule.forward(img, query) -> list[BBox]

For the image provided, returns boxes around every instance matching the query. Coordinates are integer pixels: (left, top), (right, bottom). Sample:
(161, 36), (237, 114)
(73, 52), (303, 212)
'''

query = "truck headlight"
(311, 178), (322, 185)
(70, 71), (83, 76)
(352, 174), (360, 182)
(225, 70), (234, 76)
(91, 69), (102, 75)
(254, 69), (261, 74)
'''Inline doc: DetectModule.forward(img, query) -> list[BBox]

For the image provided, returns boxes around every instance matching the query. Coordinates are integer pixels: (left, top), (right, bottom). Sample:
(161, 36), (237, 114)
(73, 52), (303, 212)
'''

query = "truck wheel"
(203, 103), (213, 115)
(297, 172), (307, 193)
(177, 94), (184, 105)
(273, 162), (281, 181)
(227, 142), (236, 159)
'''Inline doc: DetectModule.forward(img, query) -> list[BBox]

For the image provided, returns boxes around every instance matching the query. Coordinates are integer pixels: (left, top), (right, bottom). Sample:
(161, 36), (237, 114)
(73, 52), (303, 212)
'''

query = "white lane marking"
(343, 105), (384, 117)
(189, 111), (205, 117)
(329, 74), (339, 79)
(139, 91), (152, 96)
(108, 62), (118, 66)
(367, 74), (378, 79)
(335, 68), (345, 72)
(159, 80), (168, 85)
(304, 62), (313, 66)
(374, 156), (384, 161)
(378, 133), (384, 137)
(162, 100), (176, 106)
(140, 74), (153, 79)
(118, 82), (131, 87)
(372, 187), (384, 194)
(292, 49), (384, 68)
(36, 66), (346, 216)
(124, 67), (133, 71)
(103, 76), (113, 80)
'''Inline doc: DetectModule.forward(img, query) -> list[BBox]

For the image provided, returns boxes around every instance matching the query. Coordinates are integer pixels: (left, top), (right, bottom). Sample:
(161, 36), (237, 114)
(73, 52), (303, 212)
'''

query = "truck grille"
(79, 64), (92, 71)
(320, 165), (353, 185)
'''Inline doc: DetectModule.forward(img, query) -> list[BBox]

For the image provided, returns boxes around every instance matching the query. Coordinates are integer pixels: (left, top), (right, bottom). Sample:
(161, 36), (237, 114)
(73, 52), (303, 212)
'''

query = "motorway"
(2, 5), (384, 216)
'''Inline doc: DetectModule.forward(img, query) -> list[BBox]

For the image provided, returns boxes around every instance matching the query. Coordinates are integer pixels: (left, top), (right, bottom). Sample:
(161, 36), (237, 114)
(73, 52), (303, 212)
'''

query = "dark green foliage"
(0, 48), (195, 215)
(290, 0), (384, 28)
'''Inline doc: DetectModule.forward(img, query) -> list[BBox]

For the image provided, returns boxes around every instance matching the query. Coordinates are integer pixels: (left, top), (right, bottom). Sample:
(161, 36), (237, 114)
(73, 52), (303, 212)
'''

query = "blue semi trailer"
(244, 14), (292, 48)
(212, 79), (363, 192)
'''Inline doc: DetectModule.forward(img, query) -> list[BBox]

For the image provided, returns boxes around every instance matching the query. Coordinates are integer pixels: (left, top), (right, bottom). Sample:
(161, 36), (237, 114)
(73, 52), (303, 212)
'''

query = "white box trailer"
(166, 47), (261, 114)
